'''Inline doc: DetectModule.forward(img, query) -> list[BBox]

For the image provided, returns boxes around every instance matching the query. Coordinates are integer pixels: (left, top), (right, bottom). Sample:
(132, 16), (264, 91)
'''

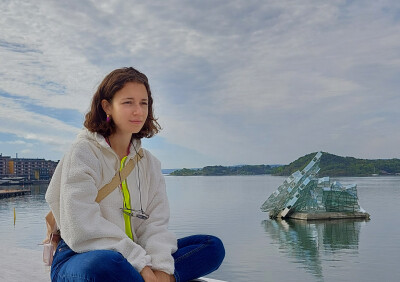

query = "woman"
(45, 67), (225, 282)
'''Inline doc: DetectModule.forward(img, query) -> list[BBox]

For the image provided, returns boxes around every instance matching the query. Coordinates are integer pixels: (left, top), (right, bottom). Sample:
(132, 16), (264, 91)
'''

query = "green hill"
(272, 152), (400, 176)
(169, 164), (273, 176)
(169, 152), (400, 177)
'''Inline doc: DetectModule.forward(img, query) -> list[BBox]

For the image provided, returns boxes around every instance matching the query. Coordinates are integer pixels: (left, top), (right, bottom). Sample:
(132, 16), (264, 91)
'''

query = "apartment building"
(0, 154), (58, 180)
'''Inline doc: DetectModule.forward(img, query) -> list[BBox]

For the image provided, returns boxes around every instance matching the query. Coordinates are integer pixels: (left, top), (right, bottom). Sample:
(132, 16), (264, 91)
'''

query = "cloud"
(0, 0), (399, 167)
(0, 96), (80, 153)
(4, 140), (33, 146)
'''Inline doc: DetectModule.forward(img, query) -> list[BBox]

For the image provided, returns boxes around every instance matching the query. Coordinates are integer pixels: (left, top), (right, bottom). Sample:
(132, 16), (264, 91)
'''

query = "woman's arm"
(136, 152), (178, 275)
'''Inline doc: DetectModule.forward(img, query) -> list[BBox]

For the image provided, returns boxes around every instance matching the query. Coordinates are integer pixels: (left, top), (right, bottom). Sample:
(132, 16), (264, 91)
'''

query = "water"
(1, 176), (399, 281)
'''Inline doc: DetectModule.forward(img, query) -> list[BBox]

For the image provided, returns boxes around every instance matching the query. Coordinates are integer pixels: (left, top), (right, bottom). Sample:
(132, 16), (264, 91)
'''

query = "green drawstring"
(120, 156), (134, 240)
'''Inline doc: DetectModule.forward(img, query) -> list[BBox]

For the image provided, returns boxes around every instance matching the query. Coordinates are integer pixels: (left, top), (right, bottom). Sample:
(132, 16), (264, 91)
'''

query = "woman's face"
(104, 82), (149, 136)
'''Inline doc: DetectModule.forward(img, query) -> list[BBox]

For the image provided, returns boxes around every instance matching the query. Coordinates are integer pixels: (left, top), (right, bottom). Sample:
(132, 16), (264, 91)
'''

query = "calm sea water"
(0, 175), (399, 281)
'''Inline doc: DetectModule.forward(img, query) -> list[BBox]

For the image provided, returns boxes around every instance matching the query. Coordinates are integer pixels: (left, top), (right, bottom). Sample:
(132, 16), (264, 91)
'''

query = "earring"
(106, 114), (111, 122)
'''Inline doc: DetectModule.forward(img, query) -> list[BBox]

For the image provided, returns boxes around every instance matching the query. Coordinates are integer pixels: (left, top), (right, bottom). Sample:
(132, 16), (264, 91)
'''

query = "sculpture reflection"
(261, 218), (366, 279)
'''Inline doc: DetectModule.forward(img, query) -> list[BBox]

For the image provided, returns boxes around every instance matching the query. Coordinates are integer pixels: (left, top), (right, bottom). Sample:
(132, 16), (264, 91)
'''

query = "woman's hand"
(140, 267), (175, 282)
(153, 270), (176, 282)
(140, 266), (157, 282)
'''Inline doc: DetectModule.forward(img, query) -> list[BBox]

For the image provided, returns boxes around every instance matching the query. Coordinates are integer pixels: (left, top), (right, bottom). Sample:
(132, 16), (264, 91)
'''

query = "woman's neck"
(107, 132), (132, 160)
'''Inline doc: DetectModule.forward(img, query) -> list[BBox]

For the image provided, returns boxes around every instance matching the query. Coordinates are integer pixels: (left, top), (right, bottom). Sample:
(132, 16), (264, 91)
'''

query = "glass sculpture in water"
(260, 152), (369, 219)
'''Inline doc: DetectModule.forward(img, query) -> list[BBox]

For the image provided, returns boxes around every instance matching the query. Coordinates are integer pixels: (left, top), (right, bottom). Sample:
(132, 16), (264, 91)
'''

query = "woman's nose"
(132, 104), (142, 115)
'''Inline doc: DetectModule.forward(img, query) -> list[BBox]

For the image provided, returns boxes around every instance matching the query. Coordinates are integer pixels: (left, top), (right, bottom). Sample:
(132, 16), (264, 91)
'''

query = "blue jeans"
(51, 235), (225, 282)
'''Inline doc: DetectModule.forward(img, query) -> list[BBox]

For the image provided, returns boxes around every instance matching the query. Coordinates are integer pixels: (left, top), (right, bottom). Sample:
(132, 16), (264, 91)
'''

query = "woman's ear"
(101, 99), (111, 115)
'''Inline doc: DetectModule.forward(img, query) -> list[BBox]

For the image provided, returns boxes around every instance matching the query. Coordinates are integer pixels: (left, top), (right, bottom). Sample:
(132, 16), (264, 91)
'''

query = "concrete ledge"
(289, 212), (370, 220)
(192, 278), (226, 282)
(0, 245), (49, 281)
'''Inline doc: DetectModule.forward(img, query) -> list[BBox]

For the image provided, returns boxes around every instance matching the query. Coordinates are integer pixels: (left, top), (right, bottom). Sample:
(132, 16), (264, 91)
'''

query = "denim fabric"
(172, 235), (225, 282)
(51, 235), (225, 282)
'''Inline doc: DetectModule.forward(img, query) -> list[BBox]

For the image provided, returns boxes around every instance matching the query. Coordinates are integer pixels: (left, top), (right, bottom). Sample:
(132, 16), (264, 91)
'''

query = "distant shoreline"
(166, 171), (400, 177)
(169, 152), (400, 177)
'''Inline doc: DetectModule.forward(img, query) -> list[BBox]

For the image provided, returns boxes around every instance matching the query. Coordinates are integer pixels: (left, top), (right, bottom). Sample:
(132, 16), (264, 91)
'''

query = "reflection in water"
(261, 218), (367, 280)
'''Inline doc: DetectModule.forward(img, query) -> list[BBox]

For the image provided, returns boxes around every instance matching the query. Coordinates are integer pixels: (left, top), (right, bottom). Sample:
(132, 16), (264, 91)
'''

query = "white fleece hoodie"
(45, 129), (177, 274)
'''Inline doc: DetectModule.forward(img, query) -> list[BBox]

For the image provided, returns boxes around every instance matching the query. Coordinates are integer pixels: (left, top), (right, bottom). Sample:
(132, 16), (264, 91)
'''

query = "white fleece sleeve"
(136, 155), (178, 274)
(58, 142), (151, 272)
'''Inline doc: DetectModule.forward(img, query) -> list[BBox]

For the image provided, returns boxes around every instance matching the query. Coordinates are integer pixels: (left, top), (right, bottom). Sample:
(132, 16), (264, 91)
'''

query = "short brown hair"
(84, 67), (161, 139)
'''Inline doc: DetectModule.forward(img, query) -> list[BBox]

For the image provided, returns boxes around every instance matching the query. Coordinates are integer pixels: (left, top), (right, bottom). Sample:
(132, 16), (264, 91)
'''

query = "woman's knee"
(207, 235), (225, 269)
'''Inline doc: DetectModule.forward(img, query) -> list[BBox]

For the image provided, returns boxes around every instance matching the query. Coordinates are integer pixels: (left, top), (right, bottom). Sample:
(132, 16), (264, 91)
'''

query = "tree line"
(169, 152), (400, 177)
(170, 165), (274, 176)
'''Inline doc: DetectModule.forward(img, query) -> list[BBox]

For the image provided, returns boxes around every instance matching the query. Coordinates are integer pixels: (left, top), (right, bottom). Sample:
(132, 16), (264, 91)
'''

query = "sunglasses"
(121, 208), (149, 220)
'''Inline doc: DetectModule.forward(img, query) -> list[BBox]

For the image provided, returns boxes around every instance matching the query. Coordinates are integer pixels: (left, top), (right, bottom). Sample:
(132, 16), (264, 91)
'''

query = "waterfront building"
(0, 155), (11, 176)
(0, 153), (58, 181)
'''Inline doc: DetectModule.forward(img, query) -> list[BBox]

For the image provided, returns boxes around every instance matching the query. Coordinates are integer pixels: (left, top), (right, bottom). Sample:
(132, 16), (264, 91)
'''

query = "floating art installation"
(260, 152), (370, 220)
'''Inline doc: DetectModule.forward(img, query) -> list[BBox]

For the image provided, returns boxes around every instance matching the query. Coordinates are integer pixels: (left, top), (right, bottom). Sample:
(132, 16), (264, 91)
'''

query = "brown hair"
(84, 67), (161, 139)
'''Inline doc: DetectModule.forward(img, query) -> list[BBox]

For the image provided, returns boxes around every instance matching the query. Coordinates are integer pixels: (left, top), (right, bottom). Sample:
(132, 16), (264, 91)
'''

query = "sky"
(0, 0), (399, 169)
